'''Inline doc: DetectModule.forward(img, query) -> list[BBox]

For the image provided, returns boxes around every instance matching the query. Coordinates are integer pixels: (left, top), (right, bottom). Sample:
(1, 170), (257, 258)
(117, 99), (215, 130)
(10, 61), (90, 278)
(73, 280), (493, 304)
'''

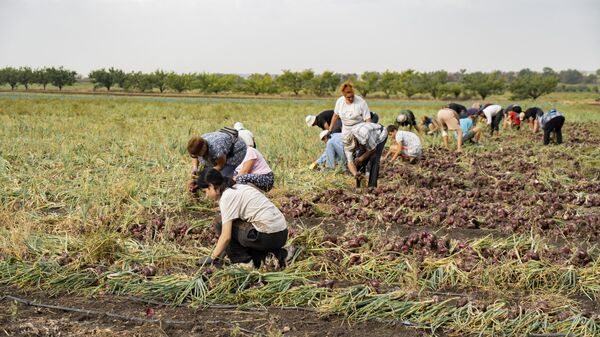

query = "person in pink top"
(234, 147), (274, 192)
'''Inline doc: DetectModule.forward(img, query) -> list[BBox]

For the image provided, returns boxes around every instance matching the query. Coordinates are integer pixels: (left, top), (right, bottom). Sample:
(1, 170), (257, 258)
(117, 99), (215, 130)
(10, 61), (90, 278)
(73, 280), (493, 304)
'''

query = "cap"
(519, 112), (526, 120)
(319, 130), (330, 140)
(233, 122), (244, 131)
(305, 115), (316, 127)
(396, 114), (407, 123)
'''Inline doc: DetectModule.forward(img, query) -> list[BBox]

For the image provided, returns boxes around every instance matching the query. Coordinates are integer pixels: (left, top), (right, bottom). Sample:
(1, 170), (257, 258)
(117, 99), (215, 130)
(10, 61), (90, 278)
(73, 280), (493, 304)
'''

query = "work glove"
(309, 162), (318, 170)
(197, 255), (222, 266)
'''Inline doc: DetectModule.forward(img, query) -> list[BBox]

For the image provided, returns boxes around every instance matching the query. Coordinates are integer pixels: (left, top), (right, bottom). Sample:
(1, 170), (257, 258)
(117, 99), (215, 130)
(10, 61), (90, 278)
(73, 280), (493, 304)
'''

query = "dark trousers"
(543, 116), (565, 145)
(357, 136), (387, 188)
(215, 220), (288, 266)
(490, 111), (503, 135)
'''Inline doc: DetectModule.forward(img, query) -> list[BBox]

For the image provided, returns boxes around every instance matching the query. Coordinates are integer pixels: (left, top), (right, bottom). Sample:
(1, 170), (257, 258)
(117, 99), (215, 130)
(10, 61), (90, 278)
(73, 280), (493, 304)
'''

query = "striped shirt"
(537, 109), (563, 129)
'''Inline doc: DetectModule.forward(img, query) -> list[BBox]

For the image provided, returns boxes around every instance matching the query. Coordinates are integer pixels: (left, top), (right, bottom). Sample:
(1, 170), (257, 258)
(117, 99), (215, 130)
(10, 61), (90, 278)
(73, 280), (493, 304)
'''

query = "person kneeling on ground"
(420, 116), (440, 134)
(347, 122), (388, 187)
(196, 169), (293, 269)
(234, 146), (275, 192)
(383, 125), (422, 164)
(534, 109), (565, 145)
(311, 130), (346, 170)
(459, 114), (482, 145)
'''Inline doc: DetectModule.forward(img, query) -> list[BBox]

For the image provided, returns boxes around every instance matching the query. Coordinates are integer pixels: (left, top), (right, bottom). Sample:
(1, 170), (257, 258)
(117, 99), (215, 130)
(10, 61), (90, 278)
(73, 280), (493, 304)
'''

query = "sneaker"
(232, 260), (255, 270)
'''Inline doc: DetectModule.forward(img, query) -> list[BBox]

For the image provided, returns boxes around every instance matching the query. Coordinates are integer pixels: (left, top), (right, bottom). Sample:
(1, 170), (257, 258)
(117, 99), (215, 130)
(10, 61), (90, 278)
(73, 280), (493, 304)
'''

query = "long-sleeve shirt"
(316, 133), (346, 169)
(538, 109), (563, 129)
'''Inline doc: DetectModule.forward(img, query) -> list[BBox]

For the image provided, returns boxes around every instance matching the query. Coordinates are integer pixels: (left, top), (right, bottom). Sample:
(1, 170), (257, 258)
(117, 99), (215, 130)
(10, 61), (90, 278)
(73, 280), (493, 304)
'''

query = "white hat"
(519, 112), (525, 121)
(305, 115), (316, 127)
(319, 130), (330, 140)
(233, 122), (244, 131)
(396, 114), (407, 123)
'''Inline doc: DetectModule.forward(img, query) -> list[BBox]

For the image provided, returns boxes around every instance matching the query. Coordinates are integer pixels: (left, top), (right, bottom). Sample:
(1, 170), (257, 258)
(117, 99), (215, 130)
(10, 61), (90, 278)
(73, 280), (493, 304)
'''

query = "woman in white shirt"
(196, 169), (291, 269)
(328, 82), (372, 168)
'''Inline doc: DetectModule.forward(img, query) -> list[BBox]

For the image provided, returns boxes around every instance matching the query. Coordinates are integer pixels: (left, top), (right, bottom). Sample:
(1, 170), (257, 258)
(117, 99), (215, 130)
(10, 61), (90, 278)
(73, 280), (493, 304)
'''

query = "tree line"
(1, 66), (599, 100)
(0, 67), (78, 91)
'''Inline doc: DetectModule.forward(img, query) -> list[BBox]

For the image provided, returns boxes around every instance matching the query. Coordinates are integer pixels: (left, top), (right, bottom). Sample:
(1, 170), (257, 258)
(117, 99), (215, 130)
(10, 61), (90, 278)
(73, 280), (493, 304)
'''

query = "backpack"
(219, 127), (239, 157)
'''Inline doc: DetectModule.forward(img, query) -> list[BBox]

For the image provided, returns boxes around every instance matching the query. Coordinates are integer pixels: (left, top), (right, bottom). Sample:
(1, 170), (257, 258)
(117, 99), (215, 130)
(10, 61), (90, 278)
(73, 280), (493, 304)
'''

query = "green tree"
(109, 68), (127, 89)
(166, 73), (193, 93)
(123, 72), (155, 92)
(463, 71), (506, 100)
(397, 70), (421, 98)
(444, 82), (464, 99)
(47, 67), (76, 90)
(18, 67), (34, 90)
(309, 71), (340, 96)
(379, 70), (399, 98)
(153, 70), (168, 93)
(0, 67), (20, 90)
(89, 68), (114, 91)
(559, 69), (584, 84)
(277, 70), (305, 96)
(418, 71), (448, 99)
(509, 69), (559, 100)
(34, 68), (51, 89)
(354, 71), (380, 98)
(243, 73), (279, 95)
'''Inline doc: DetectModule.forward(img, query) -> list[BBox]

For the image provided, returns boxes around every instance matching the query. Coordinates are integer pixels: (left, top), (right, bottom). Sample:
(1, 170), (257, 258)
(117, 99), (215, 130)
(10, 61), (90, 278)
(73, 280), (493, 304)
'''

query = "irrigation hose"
(0, 294), (261, 336)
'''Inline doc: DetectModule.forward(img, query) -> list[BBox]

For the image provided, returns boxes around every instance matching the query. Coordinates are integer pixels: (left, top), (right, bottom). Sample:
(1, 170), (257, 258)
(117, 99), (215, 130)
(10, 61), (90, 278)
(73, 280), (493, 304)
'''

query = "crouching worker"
(196, 169), (293, 269)
(311, 130), (346, 170)
(383, 125), (422, 164)
(347, 122), (388, 187)
(234, 147), (274, 192)
(534, 109), (565, 145)
(188, 132), (247, 178)
(395, 109), (420, 133)
(420, 116), (439, 134)
(459, 114), (482, 145)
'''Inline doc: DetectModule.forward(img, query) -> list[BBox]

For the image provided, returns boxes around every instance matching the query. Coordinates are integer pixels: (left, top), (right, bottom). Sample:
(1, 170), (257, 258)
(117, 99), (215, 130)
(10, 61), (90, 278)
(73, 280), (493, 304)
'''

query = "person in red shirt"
(503, 105), (522, 130)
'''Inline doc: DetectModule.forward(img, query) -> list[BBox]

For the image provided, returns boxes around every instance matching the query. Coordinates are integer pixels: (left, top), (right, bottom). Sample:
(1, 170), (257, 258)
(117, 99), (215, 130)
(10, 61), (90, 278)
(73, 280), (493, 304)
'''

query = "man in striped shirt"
(348, 122), (388, 187)
(534, 109), (565, 145)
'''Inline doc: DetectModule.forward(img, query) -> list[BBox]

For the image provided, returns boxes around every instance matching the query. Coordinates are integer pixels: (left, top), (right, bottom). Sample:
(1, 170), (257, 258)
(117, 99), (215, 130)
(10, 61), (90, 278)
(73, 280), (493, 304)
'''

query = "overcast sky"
(0, 0), (598, 75)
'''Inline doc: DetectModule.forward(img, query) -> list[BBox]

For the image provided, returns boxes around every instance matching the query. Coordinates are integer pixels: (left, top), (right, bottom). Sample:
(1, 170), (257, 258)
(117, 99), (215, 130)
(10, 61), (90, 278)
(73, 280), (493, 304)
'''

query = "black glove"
(198, 255), (216, 266)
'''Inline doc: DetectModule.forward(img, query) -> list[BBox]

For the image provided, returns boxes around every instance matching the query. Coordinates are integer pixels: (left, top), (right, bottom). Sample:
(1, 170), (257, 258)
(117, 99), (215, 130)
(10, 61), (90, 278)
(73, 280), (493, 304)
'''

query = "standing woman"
(196, 169), (291, 269)
(329, 82), (372, 171)
(187, 131), (247, 178)
(234, 147), (275, 192)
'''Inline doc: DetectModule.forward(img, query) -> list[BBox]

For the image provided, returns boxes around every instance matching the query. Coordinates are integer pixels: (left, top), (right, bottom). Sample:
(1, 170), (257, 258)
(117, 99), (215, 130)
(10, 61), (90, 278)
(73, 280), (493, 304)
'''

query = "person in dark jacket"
(395, 109), (420, 132)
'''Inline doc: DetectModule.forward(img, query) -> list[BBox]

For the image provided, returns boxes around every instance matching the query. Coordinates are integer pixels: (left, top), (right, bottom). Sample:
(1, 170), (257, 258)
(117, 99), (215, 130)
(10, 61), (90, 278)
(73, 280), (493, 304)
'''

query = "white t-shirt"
(482, 105), (502, 125)
(237, 129), (255, 148)
(395, 131), (422, 156)
(334, 95), (370, 129)
(219, 184), (287, 233)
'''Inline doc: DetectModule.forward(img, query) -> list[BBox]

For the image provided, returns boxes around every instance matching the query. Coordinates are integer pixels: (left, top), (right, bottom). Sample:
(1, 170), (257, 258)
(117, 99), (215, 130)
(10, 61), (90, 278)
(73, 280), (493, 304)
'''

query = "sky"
(0, 0), (599, 76)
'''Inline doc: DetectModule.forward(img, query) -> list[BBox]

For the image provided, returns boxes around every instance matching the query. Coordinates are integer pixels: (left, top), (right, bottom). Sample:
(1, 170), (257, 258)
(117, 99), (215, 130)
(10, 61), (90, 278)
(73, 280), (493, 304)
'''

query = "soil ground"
(0, 287), (427, 337)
